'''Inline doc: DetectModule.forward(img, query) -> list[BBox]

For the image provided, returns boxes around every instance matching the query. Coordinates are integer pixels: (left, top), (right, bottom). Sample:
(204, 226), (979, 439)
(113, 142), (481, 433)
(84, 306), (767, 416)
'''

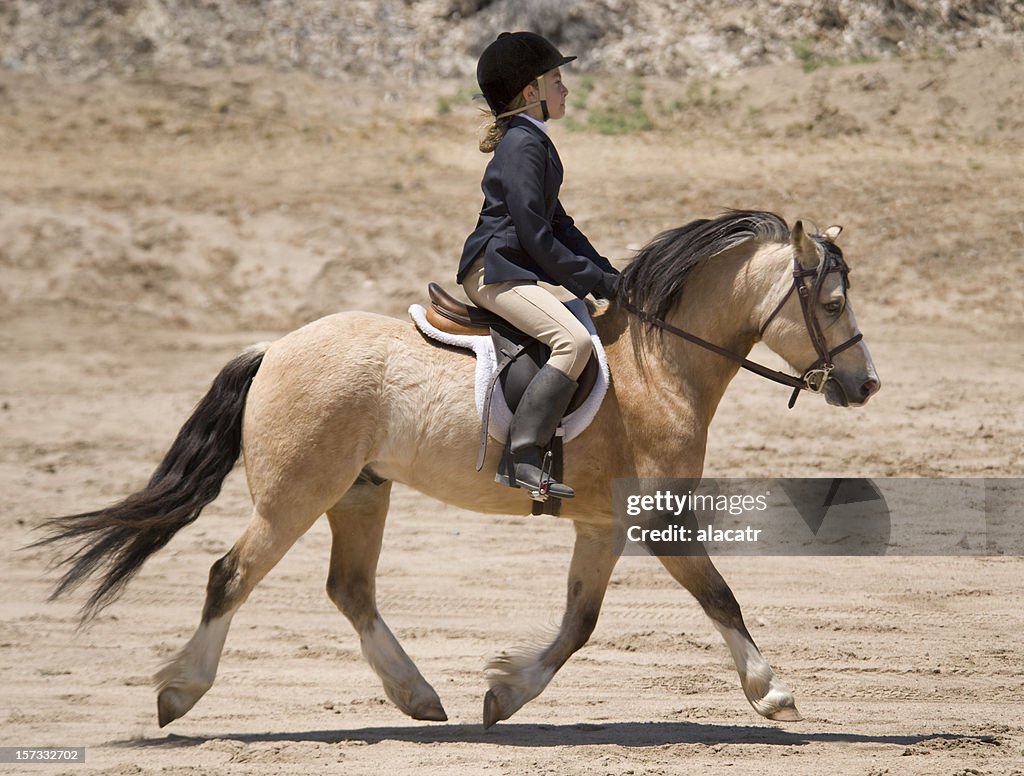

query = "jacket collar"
(508, 115), (562, 176)
(509, 114), (550, 142)
(520, 113), (549, 134)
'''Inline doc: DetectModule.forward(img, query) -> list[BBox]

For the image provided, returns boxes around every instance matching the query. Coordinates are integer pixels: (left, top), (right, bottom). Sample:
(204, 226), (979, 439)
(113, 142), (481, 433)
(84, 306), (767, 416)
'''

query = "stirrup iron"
(529, 451), (555, 502)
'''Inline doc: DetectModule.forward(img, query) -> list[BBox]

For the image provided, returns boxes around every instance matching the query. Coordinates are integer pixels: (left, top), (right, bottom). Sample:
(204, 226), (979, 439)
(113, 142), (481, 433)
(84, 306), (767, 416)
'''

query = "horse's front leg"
(483, 522), (619, 728)
(658, 552), (802, 721)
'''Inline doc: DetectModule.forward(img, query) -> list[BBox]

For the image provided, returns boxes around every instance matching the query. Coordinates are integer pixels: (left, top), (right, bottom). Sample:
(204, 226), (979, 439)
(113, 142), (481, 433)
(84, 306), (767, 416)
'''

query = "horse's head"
(757, 221), (880, 407)
(619, 210), (880, 409)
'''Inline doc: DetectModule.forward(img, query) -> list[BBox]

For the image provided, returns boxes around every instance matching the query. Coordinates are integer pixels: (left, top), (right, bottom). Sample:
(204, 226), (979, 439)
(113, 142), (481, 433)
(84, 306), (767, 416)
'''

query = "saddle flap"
(489, 324), (599, 416)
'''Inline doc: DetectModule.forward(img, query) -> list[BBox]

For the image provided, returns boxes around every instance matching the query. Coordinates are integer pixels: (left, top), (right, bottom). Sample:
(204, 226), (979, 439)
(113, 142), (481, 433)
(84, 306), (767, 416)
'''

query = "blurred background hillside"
(3, 0), (1022, 79)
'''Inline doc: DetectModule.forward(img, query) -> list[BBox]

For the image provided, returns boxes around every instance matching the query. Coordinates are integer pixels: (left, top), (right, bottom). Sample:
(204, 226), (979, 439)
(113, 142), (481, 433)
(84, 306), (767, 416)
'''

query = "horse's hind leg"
(325, 478), (447, 722)
(658, 553), (802, 721)
(154, 502), (325, 726)
(483, 522), (619, 728)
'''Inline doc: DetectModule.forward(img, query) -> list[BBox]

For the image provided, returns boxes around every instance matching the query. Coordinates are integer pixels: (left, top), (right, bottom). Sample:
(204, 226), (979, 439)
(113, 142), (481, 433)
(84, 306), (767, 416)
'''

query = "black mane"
(620, 210), (792, 322)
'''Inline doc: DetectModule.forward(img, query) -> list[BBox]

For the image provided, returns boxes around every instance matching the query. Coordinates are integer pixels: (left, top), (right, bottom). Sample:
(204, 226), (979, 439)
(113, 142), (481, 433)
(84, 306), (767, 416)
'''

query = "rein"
(622, 253), (863, 408)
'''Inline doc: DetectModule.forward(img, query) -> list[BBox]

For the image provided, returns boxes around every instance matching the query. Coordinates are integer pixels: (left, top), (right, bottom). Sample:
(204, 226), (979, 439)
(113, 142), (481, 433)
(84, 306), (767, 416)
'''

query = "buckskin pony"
(37, 211), (880, 728)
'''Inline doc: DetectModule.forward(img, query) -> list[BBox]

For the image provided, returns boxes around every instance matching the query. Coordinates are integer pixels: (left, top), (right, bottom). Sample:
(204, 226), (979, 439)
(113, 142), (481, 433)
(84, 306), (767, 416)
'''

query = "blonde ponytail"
(479, 112), (507, 153)
(478, 91), (529, 153)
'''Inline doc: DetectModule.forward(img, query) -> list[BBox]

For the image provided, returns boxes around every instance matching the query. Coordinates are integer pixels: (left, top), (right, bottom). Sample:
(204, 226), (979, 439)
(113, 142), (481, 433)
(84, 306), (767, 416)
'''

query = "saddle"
(424, 283), (602, 516)
(426, 283), (600, 415)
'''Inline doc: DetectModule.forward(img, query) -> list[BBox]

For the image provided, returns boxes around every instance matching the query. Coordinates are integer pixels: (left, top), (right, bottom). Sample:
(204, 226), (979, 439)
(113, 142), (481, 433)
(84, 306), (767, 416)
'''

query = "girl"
(457, 31), (619, 500)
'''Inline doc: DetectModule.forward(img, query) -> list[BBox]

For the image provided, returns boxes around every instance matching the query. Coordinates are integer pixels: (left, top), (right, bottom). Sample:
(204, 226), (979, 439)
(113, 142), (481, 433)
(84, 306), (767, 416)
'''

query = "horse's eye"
(823, 300), (844, 315)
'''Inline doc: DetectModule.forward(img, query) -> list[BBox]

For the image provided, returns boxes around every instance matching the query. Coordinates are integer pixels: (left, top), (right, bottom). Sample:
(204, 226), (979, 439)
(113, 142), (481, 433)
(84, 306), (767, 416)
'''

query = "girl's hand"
(593, 272), (621, 301)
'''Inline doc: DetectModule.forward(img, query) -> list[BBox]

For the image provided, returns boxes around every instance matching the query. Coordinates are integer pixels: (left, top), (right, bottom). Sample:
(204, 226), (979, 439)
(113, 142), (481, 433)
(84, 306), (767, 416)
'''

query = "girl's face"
(524, 68), (568, 121)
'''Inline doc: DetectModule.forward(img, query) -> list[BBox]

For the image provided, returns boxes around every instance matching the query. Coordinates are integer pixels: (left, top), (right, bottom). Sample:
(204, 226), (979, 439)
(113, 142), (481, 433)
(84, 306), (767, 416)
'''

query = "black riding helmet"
(477, 31), (576, 117)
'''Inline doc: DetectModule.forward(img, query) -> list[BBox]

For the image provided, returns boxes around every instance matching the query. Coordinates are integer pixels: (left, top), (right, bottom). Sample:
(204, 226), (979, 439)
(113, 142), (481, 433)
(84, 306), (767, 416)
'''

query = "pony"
(37, 210), (879, 728)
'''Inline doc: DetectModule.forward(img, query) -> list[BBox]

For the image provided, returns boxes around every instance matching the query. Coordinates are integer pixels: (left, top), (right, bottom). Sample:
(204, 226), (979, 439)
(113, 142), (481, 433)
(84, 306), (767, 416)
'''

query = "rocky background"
(3, 0), (1022, 80)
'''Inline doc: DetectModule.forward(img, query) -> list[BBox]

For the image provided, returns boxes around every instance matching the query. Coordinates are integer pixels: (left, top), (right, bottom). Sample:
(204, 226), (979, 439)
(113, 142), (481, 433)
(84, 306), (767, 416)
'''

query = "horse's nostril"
(861, 379), (880, 398)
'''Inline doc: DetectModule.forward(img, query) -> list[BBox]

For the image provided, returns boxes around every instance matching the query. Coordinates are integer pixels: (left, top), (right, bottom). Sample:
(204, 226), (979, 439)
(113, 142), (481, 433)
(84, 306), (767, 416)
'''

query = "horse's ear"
(791, 220), (819, 269)
(823, 224), (843, 242)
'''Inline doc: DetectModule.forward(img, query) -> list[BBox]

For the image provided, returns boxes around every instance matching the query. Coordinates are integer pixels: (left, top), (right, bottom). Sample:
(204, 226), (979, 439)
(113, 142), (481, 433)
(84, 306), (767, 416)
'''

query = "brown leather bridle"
(622, 248), (863, 408)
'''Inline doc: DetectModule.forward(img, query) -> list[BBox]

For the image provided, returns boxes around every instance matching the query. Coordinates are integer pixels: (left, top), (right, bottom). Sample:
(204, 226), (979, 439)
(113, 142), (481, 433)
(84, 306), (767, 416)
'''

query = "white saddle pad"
(408, 299), (610, 444)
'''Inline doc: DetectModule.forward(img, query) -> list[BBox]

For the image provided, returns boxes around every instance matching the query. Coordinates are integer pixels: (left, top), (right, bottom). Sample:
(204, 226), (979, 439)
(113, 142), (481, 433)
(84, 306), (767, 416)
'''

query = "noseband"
(622, 248), (863, 408)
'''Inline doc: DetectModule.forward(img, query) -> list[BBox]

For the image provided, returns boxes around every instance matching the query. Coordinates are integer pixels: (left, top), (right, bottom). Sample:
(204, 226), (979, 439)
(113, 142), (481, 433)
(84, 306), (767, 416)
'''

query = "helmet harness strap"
(537, 74), (550, 120)
(494, 77), (549, 121)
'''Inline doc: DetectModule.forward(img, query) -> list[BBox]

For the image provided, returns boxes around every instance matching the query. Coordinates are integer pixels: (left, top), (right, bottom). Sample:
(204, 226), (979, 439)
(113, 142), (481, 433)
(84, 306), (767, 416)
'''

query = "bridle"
(622, 247), (863, 408)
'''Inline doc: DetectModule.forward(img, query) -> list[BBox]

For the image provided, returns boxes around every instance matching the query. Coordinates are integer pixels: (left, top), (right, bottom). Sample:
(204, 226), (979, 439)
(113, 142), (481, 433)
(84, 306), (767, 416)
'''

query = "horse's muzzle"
(825, 375), (880, 407)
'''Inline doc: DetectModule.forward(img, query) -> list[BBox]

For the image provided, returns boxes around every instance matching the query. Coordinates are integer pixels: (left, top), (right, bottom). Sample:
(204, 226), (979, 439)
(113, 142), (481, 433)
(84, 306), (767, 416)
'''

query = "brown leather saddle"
(425, 283), (599, 415)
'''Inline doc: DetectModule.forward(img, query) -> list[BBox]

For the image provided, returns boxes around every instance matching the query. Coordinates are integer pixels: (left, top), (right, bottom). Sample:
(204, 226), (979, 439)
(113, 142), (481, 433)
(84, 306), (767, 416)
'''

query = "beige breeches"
(461, 259), (593, 381)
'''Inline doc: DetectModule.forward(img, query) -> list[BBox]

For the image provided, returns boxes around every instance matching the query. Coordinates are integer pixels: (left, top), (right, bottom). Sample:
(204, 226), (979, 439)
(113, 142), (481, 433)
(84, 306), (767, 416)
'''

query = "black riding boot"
(509, 364), (578, 499)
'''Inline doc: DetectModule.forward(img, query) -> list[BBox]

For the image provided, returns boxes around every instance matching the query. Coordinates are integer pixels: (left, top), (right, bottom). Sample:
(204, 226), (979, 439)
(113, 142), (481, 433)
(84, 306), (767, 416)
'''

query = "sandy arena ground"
(2, 48), (1023, 774)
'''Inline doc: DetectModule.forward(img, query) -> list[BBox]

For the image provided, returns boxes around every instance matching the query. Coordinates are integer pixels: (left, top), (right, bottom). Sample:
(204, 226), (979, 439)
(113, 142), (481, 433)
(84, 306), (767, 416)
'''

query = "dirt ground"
(2, 47), (1023, 775)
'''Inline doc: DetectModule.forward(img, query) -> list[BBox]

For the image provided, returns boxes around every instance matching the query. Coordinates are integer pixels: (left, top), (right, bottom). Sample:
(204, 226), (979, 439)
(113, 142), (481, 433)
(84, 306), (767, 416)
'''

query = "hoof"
(386, 681), (447, 722)
(157, 687), (198, 727)
(768, 705), (803, 722)
(750, 685), (802, 722)
(483, 689), (506, 729)
(411, 699), (448, 722)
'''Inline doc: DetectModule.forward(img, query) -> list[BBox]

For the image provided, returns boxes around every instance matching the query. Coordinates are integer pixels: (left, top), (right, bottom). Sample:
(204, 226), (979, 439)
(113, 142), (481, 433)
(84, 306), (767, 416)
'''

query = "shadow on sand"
(117, 721), (996, 749)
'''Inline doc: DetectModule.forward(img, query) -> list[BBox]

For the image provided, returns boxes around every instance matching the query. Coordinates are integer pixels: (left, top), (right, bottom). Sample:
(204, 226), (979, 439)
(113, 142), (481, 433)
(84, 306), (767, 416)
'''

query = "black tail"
(32, 345), (267, 622)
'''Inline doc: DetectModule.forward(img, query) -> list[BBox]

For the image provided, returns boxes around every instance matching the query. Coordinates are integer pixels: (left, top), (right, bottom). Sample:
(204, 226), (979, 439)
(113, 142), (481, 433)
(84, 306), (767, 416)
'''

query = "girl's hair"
(478, 88), (530, 153)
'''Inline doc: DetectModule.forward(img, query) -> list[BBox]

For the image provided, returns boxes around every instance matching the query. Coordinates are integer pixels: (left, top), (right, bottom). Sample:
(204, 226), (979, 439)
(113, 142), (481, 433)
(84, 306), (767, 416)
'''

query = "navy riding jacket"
(457, 116), (615, 299)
